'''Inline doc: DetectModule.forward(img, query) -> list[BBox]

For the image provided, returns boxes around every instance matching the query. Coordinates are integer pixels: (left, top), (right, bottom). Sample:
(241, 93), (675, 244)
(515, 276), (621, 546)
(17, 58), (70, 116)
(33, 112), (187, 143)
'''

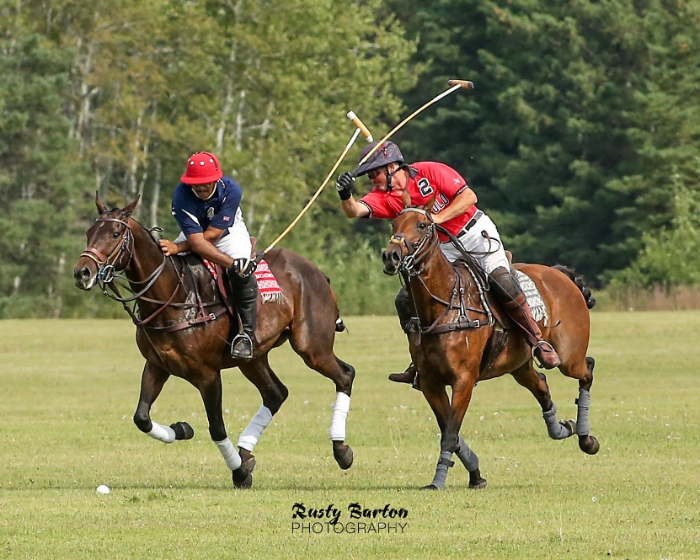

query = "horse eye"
(112, 231), (120, 239)
(417, 222), (427, 230)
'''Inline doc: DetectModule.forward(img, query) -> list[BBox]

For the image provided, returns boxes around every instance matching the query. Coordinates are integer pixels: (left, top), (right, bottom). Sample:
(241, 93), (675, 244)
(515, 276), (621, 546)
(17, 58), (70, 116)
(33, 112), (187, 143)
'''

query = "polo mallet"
(258, 112), (374, 260)
(351, 79), (474, 176)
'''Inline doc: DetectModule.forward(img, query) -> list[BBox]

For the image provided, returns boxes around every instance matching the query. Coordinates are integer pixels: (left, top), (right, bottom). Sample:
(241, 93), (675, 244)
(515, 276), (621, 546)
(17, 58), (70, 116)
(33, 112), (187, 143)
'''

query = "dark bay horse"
(382, 199), (598, 490)
(74, 196), (355, 488)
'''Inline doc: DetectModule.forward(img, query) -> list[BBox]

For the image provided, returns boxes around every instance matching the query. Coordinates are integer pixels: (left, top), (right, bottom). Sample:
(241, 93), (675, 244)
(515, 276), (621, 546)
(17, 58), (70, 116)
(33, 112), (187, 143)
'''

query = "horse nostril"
(391, 252), (400, 265)
(81, 267), (91, 279)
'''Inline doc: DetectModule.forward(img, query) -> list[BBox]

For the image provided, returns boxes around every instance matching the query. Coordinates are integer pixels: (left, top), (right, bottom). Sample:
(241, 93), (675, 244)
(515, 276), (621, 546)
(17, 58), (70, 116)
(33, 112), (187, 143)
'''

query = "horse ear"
(422, 192), (437, 212)
(401, 188), (412, 209)
(121, 196), (140, 218)
(95, 192), (108, 215)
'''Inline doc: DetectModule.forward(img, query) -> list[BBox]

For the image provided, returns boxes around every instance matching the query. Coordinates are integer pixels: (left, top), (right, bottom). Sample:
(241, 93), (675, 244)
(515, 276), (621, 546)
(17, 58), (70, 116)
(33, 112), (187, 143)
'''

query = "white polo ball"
(96, 484), (111, 495)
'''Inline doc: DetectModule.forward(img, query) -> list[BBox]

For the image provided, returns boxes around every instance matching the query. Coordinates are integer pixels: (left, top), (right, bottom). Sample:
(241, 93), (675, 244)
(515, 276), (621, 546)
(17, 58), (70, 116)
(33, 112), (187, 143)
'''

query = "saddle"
(448, 251), (517, 373)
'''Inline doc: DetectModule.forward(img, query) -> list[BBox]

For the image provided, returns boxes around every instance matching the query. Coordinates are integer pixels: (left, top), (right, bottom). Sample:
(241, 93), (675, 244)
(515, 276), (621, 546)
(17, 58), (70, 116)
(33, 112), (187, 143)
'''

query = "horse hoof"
(169, 422), (194, 440)
(239, 449), (257, 473)
(232, 467), (253, 489)
(332, 443), (354, 470)
(420, 484), (441, 491)
(579, 435), (600, 455)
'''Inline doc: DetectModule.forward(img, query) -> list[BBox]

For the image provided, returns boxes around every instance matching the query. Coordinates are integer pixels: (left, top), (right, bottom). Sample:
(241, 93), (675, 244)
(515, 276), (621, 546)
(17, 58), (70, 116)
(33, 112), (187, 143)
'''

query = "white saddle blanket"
(515, 270), (549, 326)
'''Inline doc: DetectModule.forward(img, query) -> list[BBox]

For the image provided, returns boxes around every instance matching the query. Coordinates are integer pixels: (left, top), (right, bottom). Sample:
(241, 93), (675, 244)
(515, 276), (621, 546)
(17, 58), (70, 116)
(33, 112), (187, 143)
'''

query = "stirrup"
(532, 340), (560, 369)
(231, 333), (254, 360)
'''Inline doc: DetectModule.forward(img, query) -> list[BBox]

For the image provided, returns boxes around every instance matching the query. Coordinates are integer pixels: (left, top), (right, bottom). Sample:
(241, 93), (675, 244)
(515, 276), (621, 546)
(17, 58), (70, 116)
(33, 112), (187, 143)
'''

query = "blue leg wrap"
(455, 435), (479, 472)
(429, 450), (454, 490)
(543, 403), (574, 440)
(576, 388), (591, 436)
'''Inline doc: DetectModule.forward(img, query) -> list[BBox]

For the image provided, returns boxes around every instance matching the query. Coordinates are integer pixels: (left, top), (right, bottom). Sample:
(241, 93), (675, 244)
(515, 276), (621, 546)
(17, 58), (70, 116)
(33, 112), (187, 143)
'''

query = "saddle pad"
(254, 260), (283, 303)
(202, 259), (283, 304)
(515, 270), (549, 326)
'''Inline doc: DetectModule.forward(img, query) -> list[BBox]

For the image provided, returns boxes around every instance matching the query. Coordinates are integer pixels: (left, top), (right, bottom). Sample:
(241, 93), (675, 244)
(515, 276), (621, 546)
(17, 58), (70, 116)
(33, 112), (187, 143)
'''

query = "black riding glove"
(231, 258), (257, 278)
(336, 172), (355, 201)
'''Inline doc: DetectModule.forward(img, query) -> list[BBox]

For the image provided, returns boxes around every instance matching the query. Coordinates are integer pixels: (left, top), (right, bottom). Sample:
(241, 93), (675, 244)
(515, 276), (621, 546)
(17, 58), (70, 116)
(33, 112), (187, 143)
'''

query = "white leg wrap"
(237, 406), (273, 452)
(147, 422), (176, 444)
(329, 392), (351, 442)
(215, 438), (242, 471)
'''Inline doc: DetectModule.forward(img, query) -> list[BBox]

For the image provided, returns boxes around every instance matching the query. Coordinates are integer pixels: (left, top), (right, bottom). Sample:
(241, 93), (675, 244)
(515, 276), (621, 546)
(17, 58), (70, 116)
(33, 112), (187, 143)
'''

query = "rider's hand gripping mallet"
(258, 112), (374, 259)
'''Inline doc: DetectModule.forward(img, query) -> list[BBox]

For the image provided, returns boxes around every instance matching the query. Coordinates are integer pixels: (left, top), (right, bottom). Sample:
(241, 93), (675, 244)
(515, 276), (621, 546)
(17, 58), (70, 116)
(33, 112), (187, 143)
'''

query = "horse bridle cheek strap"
(393, 209), (438, 275)
(80, 217), (135, 271)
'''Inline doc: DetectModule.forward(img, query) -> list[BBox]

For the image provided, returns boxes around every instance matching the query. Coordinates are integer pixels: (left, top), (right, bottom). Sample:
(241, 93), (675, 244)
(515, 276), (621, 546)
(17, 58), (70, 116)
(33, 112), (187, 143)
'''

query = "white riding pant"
(439, 213), (509, 274)
(174, 208), (252, 259)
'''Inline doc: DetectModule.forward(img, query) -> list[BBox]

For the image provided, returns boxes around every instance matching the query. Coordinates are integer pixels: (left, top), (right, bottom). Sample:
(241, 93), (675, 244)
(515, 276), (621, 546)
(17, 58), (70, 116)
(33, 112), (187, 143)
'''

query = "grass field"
(1, 313), (699, 560)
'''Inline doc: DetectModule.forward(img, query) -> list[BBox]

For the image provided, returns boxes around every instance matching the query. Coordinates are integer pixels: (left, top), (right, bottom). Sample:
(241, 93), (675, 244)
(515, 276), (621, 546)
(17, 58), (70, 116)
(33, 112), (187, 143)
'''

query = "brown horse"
(73, 196), (355, 488)
(382, 199), (598, 490)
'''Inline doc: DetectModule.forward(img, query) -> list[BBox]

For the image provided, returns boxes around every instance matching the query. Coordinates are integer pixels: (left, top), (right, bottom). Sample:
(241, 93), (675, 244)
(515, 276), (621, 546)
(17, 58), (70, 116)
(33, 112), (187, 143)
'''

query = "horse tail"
(324, 273), (347, 332)
(552, 265), (596, 309)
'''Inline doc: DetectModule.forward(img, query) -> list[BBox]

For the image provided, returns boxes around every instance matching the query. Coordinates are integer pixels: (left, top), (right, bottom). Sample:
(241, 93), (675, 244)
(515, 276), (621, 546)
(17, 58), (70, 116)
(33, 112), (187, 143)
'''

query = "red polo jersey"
(358, 161), (478, 242)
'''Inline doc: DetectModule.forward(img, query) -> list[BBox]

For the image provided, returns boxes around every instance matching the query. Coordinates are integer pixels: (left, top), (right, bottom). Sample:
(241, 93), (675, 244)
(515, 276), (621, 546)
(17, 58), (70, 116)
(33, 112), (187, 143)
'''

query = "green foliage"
(3, 0), (700, 316)
(609, 180), (700, 290)
(1, 0), (416, 317)
(387, 0), (700, 283)
(0, 5), (93, 317)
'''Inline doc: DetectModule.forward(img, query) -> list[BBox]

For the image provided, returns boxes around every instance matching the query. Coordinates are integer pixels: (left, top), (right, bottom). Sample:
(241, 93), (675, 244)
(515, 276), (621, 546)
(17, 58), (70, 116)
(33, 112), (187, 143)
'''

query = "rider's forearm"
(341, 197), (369, 218)
(175, 228), (224, 254)
(432, 188), (478, 224)
(188, 237), (234, 268)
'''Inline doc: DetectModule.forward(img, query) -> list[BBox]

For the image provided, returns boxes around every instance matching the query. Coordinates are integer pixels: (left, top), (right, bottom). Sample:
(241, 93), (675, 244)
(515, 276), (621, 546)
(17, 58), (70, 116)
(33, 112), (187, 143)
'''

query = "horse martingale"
(390, 207), (492, 338)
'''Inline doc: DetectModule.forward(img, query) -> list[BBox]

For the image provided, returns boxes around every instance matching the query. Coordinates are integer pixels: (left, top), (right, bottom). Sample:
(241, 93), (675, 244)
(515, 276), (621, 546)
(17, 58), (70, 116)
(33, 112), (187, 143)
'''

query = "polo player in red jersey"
(335, 141), (560, 387)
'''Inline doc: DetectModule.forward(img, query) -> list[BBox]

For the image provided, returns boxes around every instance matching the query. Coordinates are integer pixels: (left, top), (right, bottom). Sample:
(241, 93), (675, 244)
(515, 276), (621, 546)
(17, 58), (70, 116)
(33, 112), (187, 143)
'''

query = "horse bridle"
(80, 215), (172, 311)
(80, 216), (136, 283)
(391, 207), (493, 338)
(389, 208), (440, 275)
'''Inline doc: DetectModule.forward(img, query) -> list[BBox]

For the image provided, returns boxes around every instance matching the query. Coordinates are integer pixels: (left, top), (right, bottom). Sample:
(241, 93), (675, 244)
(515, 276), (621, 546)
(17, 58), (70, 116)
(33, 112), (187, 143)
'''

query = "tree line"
(1, 0), (698, 318)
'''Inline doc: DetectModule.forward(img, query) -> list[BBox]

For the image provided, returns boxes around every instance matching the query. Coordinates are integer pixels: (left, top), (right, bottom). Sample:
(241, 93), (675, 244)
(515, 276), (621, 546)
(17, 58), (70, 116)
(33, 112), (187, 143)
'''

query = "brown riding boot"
(388, 363), (421, 390)
(502, 294), (561, 369)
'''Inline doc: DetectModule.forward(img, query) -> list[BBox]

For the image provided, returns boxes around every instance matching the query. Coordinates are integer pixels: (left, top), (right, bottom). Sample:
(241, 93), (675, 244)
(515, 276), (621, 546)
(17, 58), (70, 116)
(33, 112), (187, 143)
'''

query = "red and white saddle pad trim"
(202, 259), (283, 304)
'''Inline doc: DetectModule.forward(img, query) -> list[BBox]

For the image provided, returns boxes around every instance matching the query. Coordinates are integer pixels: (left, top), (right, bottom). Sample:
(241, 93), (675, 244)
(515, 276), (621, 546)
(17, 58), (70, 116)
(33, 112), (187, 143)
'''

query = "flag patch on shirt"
(222, 215), (231, 222)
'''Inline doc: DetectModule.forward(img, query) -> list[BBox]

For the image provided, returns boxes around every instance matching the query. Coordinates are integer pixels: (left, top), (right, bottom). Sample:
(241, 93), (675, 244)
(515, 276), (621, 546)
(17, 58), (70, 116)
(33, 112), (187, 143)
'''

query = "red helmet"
(180, 152), (223, 185)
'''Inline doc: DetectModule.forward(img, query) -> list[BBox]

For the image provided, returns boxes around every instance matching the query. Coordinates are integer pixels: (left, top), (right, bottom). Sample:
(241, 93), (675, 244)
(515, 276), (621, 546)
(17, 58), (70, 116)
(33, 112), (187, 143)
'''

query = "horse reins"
(81, 215), (187, 328)
(393, 208), (492, 339)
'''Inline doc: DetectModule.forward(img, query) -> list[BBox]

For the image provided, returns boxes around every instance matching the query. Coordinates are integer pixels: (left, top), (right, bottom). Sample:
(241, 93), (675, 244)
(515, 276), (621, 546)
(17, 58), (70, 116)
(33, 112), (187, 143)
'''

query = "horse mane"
(552, 265), (596, 309)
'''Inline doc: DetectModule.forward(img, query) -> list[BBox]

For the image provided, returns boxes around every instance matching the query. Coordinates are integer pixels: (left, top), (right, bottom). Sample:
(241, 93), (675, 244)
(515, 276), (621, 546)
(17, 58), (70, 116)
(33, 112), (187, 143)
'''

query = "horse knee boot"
(489, 267), (560, 369)
(227, 269), (258, 360)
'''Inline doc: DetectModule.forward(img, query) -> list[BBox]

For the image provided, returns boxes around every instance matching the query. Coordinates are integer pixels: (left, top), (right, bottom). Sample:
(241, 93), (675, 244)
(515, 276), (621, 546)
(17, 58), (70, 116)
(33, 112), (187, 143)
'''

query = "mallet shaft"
(352, 79), (473, 175)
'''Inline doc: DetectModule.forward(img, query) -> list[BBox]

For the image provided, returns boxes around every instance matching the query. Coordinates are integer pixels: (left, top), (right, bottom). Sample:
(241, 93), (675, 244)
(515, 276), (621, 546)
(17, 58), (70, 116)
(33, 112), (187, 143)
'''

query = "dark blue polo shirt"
(171, 176), (242, 238)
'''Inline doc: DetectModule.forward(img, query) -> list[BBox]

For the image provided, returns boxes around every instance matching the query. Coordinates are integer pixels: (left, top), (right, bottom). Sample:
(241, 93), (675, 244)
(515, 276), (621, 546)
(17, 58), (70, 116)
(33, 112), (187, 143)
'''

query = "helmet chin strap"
(384, 164), (405, 192)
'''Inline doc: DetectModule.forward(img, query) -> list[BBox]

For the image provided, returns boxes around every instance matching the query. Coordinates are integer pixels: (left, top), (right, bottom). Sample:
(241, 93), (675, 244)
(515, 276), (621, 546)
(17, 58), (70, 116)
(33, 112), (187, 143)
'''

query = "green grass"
(1, 313), (699, 559)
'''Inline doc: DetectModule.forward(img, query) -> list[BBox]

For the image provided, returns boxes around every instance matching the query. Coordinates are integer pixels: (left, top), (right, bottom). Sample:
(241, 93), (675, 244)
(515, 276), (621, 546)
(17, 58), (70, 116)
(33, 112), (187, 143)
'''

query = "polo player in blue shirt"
(159, 151), (257, 360)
